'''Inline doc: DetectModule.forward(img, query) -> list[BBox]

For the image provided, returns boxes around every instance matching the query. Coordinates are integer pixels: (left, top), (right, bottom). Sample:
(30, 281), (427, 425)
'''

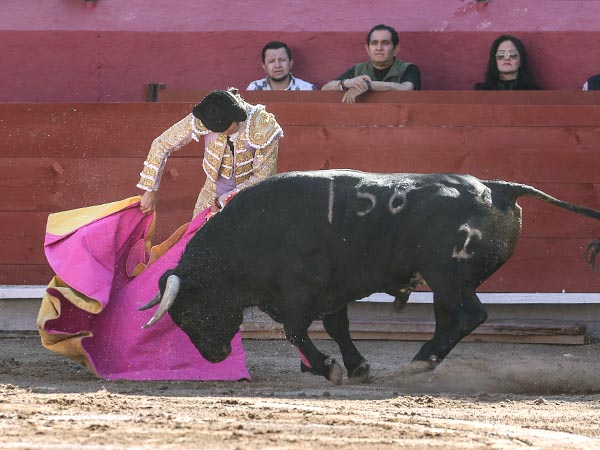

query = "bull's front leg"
(322, 306), (370, 382)
(283, 323), (344, 385)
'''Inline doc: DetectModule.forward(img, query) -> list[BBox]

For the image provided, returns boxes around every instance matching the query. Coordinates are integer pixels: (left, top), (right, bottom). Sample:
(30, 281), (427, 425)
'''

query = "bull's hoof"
(393, 292), (410, 312)
(300, 361), (319, 375)
(348, 359), (371, 383)
(324, 357), (343, 385)
(400, 356), (438, 376)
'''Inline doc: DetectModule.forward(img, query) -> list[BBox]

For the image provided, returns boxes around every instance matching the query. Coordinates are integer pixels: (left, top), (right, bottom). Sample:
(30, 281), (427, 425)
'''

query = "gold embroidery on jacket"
(193, 118), (209, 135)
(233, 134), (253, 184)
(248, 108), (281, 149)
(137, 113), (195, 191)
(202, 134), (228, 182)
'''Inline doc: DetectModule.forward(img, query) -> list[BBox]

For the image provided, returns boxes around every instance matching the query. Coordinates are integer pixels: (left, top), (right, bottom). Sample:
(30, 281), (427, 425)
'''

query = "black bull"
(140, 170), (600, 384)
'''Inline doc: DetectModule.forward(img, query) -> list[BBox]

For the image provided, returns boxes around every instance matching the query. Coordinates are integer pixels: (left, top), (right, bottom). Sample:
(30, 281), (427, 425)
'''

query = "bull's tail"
(484, 180), (600, 221)
(484, 180), (600, 270)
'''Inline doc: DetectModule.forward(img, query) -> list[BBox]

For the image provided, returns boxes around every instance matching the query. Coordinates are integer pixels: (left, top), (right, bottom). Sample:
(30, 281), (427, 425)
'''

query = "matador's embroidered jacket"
(137, 98), (283, 216)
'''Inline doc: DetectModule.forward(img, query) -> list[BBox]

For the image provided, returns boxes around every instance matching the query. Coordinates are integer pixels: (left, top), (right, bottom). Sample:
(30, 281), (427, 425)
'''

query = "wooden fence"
(2, 91), (600, 292)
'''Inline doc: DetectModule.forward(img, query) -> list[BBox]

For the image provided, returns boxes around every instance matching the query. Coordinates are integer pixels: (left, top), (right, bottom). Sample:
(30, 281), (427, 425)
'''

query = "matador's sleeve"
(236, 107), (283, 191)
(137, 113), (204, 191)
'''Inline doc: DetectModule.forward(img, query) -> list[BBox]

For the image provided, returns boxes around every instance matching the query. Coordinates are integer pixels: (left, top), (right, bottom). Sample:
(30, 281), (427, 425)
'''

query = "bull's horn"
(138, 292), (161, 311)
(141, 274), (181, 329)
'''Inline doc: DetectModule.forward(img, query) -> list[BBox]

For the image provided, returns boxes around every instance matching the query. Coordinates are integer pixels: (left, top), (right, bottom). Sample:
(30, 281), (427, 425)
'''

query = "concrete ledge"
(0, 285), (46, 299)
(361, 292), (600, 304)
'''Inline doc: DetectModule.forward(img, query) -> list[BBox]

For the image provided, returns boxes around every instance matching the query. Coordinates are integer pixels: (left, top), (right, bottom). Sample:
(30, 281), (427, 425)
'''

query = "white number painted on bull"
(328, 181), (334, 224)
(356, 191), (376, 217)
(452, 224), (482, 260)
(388, 189), (407, 215)
(354, 188), (408, 217)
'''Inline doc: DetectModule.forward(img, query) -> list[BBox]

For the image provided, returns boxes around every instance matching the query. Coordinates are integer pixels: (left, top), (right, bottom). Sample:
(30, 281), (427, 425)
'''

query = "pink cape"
(38, 198), (250, 381)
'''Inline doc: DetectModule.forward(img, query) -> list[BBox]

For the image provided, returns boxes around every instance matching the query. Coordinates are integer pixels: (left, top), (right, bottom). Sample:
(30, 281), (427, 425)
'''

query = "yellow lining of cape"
(37, 275), (99, 376)
(46, 196), (142, 236)
(38, 200), (194, 377)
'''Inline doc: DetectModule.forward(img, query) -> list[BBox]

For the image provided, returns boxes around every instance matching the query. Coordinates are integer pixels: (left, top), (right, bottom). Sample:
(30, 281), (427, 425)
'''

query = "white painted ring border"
(2, 285), (599, 305)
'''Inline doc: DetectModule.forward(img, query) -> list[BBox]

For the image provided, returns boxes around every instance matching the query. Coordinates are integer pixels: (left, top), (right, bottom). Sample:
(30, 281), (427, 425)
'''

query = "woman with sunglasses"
(475, 35), (540, 90)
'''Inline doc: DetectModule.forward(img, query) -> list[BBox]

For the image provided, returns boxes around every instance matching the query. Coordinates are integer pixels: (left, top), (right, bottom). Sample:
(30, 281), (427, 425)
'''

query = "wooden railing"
(2, 91), (600, 292)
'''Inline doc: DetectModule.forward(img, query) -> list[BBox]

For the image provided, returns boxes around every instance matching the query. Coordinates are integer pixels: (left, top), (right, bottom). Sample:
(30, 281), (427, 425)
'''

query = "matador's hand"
(140, 191), (158, 215)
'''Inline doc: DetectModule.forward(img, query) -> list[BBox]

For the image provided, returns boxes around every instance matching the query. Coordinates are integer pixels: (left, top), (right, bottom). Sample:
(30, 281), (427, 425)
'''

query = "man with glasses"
(321, 24), (421, 103)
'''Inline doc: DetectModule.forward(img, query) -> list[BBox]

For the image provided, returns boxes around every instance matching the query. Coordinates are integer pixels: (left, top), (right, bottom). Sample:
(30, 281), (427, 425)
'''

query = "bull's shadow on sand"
(2, 333), (600, 398)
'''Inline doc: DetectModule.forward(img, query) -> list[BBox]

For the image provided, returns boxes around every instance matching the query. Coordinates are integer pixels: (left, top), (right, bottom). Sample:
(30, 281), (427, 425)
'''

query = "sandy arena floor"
(1, 332), (600, 449)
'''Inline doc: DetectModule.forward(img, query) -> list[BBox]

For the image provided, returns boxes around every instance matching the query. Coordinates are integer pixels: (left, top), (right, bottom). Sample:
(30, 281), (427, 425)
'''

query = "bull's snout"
(200, 341), (232, 363)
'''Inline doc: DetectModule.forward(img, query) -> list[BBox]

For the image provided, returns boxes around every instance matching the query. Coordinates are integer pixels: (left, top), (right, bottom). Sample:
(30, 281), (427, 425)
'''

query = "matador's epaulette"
(244, 106), (283, 149)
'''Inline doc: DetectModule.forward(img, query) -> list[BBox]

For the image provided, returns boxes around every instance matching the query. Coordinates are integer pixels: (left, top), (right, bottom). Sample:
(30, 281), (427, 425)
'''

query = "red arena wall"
(2, 3), (600, 293)
(3, 92), (600, 292)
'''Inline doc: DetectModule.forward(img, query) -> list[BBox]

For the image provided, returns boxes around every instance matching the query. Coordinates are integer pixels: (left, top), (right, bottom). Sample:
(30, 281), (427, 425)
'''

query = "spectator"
(247, 41), (317, 91)
(583, 74), (600, 90)
(321, 24), (421, 103)
(475, 35), (540, 90)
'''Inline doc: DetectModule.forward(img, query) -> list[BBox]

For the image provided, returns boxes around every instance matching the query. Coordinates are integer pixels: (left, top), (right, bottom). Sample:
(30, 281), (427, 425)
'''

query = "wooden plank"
(241, 319), (587, 344)
(461, 334), (585, 345)
(241, 330), (584, 344)
(479, 237), (600, 293)
(4, 122), (600, 162)
(4, 126), (600, 183)
(268, 103), (600, 127)
(3, 103), (600, 159)
(158, 90), (600, 105)
(0, 265), (54, 285)
(402, 104), (600, 127)
(278, 125), (600, 155)
(0, 158), (205, 211)
(308, 129), (600, 183)
(3, 157), (600, 240)
(0, 104), (194, 159)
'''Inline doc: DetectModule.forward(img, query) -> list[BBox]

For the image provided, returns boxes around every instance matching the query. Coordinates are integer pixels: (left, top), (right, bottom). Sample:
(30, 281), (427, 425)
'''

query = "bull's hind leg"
(410, 287), (487, 372)
(322, 306), (371, 382)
